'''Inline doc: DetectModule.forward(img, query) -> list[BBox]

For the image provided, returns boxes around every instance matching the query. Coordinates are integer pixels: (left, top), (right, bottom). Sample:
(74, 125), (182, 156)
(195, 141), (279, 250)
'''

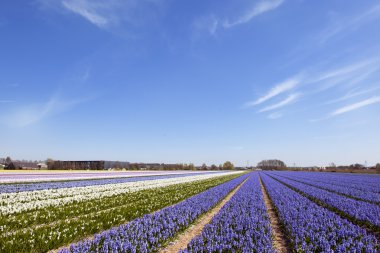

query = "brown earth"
(259, 175), (289, 253)
(159, 177), (249, 253)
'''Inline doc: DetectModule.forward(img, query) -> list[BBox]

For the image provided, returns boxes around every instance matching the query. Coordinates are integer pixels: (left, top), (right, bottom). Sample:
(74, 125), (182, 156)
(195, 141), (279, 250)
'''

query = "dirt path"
(259, 175), (289, 253)
(159, 177), (249, 253)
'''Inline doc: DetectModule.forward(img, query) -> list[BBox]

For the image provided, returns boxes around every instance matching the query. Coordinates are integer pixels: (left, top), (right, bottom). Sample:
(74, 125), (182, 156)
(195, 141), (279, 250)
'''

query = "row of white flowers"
(0, 172), (241, 215)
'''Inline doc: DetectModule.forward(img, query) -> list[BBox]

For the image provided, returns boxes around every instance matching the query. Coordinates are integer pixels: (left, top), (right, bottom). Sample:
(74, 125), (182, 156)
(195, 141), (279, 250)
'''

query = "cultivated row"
(272, 171), (380, 204)
(0, 172), (215, 193)
(261, 173), (379, 252)
(0, 173), (243, 252)
(0, 172), (240, 215)
(285, 172), (380, 194)
(181, 173), (274, 253)
(267, 172), (380, 228)
(59, 174), (248, 253)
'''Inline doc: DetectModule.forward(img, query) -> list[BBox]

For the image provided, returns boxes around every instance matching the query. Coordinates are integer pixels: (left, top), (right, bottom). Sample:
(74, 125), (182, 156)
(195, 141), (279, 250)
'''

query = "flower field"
(0, 171), (242, 252)
(181, 173), (274, 253)
(1, 171), (379, 252)
(0, 171), (215, 183)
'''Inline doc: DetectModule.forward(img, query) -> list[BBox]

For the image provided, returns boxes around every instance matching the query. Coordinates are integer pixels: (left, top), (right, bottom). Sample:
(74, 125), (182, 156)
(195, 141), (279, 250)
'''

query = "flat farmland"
(0, 171), (379, 252)
(0, 170), (219, 183)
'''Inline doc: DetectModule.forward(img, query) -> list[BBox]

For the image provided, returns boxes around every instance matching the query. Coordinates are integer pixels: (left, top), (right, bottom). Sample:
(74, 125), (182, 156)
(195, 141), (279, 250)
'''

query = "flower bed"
(181, 173), (274, 253)
(59, 174), (248, 253)
(261, 173), (378, 252)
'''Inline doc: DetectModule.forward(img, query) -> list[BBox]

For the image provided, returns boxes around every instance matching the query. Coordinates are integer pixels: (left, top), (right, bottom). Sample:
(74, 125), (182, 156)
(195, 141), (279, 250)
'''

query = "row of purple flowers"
(0, 172), (216, 193)
(59, 173), (249, 253)
(271, 171), (380, 205)
(261, 173), (379, 252)
(181, 173), (274, 253)
(284, 171), (380, 194)
(267, 172), (380, 228)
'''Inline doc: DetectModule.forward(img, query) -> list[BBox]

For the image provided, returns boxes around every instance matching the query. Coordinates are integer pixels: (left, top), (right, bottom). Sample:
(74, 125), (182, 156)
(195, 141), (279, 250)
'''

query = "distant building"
(48, 160), (105, 170)
(37, 163), (48, 169)
(5, 162), (38, 170)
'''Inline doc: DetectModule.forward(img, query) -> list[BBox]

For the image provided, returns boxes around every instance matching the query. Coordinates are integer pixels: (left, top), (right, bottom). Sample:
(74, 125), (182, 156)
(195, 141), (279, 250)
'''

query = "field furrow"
(181, 173), (274, 253)
(57, 174), (249, 253)
(260, 173), (379, 252)
(2, 170), (379, 252)
(0, 173), (243, 252)
(271, 172), (380, 204)
(266, 172), (380, 231)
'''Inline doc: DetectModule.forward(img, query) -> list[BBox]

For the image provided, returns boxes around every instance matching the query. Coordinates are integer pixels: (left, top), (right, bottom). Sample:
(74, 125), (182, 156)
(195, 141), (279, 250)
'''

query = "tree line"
(1, 157), (236, 171)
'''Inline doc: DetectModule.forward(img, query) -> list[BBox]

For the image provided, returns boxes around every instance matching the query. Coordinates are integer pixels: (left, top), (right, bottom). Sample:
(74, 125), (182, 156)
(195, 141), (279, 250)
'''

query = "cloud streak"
(224, 0), (284, 28)
(267, 112), (283, 119)
(259, 93), (301, 112)
(245, 78), (299, 107)
(318, 3), (380, 43)
(325, 86), (380, 105)
(331, 96), (380, 116)
(3, 95), (91, 127)
(192, 15), (219, 39)
(39, 0), (164, 32)
(62, 0), (109, 28)
(193, 0), (285, 38)
(310, 59), (375, 84)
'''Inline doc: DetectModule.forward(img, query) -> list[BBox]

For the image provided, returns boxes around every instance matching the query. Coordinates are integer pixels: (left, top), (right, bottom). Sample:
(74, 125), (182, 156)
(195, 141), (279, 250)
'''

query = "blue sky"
(1, 0), (380, 166)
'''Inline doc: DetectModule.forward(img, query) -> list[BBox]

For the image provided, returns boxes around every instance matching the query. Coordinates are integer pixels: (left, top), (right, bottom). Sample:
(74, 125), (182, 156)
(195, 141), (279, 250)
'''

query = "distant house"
(37, 163), (48, 169)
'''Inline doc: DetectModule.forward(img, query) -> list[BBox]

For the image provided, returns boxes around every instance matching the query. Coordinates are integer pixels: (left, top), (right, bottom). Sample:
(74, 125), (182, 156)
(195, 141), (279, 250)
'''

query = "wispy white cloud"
(3, 95), (91, 127)
(245, 57), (379, 120)
(192, 0), (284, 39)
(267, 112), (283, 119)
(39, 0), (164, 31)
(318, 3), (380, 43)
(192, 15), (219, 39)
(62, 0), (109, 28)
(245, 78), (299, 107)
(224, 0), (284, 28)
(302, 58), (380, 97)
(259, 93), (301, 112)
(275, 58), (379, 96)
(309, 59), (375, 84)
(331, 96), (380, 116)
(325, 86), (380, 105)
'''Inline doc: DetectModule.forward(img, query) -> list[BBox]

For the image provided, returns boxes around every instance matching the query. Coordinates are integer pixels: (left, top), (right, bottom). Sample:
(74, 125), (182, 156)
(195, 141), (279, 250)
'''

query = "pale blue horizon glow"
(1, 1), (380, 167)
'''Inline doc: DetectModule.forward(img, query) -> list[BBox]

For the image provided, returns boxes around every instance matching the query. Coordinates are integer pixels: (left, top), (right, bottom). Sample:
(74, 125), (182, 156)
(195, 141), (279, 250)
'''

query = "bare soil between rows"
(159, 177), (249, 253)
(259, 175), (289, 253)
